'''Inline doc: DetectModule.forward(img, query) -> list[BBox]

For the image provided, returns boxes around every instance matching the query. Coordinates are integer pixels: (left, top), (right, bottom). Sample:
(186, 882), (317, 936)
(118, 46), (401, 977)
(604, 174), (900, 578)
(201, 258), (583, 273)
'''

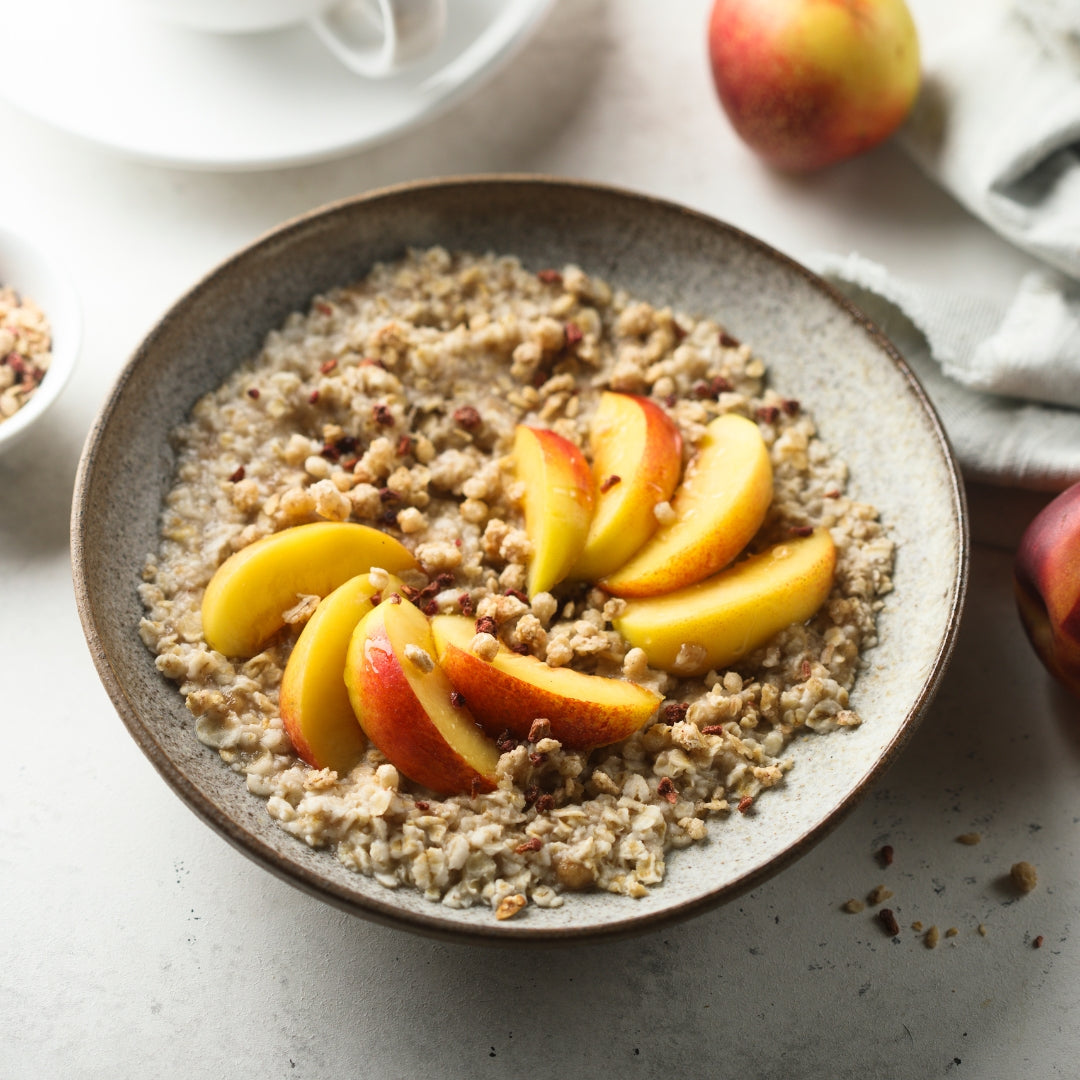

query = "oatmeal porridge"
(138, 248), (894, 915)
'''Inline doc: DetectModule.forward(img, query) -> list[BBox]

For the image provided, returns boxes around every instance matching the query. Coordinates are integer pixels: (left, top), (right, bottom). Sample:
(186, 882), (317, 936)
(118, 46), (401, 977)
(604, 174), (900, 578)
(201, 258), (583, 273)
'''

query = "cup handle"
(310, 0), (447, 78)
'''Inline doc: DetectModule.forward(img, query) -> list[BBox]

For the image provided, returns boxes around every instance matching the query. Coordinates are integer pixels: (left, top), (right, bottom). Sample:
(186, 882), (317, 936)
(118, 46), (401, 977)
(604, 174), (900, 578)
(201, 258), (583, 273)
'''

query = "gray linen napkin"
(814, 0), (1080, 491)
(812, 253), (1080, 491)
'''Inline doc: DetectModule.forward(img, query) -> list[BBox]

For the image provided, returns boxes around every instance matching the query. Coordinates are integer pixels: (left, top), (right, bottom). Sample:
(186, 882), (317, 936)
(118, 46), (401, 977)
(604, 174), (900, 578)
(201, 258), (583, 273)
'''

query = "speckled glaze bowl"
(72, 177), (968, 943)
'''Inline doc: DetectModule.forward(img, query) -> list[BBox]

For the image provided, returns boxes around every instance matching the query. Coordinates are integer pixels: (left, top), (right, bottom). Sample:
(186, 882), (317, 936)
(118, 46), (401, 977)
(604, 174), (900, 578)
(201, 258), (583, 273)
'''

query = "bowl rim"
(71, 174), (969, 944)
(0, 224), (81, 454)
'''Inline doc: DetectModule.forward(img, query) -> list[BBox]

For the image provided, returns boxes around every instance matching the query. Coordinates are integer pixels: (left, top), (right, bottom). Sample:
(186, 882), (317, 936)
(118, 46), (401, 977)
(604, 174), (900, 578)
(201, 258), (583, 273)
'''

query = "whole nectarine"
(707, 0), (921, 171)
(1015, 482), (1080, 699)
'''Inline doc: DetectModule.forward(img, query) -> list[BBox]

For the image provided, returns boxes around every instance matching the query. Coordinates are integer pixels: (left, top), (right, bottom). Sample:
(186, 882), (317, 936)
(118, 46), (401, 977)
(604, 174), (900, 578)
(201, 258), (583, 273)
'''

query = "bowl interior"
(0, 226), (80, 453)
(73, 178), (966, 942)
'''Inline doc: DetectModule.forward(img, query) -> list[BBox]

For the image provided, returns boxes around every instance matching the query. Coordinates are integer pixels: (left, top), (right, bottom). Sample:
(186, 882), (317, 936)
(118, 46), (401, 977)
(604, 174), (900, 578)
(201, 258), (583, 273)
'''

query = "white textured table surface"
(3, 2), (1078, 1077)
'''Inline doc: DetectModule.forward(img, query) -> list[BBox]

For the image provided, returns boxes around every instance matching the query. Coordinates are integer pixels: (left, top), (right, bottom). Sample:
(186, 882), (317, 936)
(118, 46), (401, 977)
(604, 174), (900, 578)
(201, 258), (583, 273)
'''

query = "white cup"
(133, 0), (447, 77)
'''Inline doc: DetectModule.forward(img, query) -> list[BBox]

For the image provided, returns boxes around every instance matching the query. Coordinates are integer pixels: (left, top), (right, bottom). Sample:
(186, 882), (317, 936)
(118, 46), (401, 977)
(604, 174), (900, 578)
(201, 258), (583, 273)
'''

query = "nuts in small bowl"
(0, 226), (80, 455)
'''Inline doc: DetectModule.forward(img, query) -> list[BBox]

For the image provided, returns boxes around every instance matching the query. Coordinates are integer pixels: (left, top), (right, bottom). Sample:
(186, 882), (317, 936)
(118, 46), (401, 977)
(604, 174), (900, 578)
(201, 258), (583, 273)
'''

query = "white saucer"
(0, 0), (553, 170)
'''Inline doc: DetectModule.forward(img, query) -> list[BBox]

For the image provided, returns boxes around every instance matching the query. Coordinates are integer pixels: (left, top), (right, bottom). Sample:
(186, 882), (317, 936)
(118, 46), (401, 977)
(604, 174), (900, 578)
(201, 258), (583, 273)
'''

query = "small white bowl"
(0, 226), (81, 455)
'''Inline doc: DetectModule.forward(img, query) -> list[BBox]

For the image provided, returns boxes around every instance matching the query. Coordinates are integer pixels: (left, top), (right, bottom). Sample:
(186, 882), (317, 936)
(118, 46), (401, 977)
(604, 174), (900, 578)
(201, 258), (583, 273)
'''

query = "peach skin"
(279, 572), (404, 775)
(430, 614), (661, 749)
(345, 597), (500, 795)
(513, 425), (595, 596)
(1015, 481), (1080, 699)
(571, 392), (683, 582)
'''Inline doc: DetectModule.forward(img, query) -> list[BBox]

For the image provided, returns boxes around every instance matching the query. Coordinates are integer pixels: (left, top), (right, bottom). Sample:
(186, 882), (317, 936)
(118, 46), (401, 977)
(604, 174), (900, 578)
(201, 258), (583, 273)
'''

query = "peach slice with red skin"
(571, 392), (683, 582)
(601, 412), (773, 598)
(201, 521), (417, 657)
(513, 425), (595, 596)
(1015, 481), (1080, 698)
(279, 572), (404, 775)
(430, 614), (662, 749)
(613, 527), (836, 676)
(345, 597), (500, 795)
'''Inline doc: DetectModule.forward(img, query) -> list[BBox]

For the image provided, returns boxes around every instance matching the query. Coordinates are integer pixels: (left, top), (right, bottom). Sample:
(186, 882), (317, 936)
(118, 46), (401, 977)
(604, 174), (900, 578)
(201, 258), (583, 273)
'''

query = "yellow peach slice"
(601, 413), (772, 598)
(613, 528), (836, 676)
(279, 572), (404, 774)
(430, 614), (661, 749)
(345, 598), (500, 795)
(571, 392), (683, 582)
(201, 522), (417, 657)
(513, 425), (595, 596)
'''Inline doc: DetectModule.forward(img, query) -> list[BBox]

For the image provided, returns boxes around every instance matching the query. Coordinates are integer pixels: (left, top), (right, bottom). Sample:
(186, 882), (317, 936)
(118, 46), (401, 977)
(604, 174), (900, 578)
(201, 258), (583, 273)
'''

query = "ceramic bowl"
(0, 227), (80, 455)
(72, 177), (968, 943)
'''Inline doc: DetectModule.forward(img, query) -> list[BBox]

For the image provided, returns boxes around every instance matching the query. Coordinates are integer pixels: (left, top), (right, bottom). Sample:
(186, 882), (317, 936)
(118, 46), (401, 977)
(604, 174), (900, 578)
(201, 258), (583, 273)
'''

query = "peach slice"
(601, 413), (772, 598)
(1015, 481), (1080, 698)
(279, 572), (405, 774)
(345, 598), (500, 795)
(430, 614), (662, 749)
(571, 392), (683, 582)
(513, 425), (596, 596)
(201, 522), (417, 657)
(613, 527), (836, 676)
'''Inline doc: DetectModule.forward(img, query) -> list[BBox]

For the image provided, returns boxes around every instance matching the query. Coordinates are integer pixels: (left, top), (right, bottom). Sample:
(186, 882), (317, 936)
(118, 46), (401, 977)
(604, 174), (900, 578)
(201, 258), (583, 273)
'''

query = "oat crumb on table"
(842, 898), (865, 914)
(924, 925), (940, 949)
(1011, 861), (1038, 894)
(956, 832), (981, 846)
(138, 248), (895, 911)
(867, 884), (893, 905)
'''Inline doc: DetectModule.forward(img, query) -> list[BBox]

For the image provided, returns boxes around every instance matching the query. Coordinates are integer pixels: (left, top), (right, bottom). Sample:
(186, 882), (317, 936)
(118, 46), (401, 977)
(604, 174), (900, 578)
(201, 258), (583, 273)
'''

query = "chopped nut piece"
(453, 405), (482, 431)
(1033, 935), (1044, 949)
(956, 832), (982, 846)
(403, 644), (434, 674)
(945, 927), (959, 938)
(663, 702), (689, 724)
(494, 893), (527, 920)
(469, 632), (499, 662)
(527, 718), (551, 742)
(737, 795), (753, 814)
(657, 777), (678, 804)
(842, 899), (865, 914)
(878, 844), (894, 867)
(877, 908), (900, 937)
(911, 921), (924, 932)
(653, 500), (676, 526)
(924, 926), (940, 949)
(1011, 861), (1038, 894)
(978, 924), (988, 937)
